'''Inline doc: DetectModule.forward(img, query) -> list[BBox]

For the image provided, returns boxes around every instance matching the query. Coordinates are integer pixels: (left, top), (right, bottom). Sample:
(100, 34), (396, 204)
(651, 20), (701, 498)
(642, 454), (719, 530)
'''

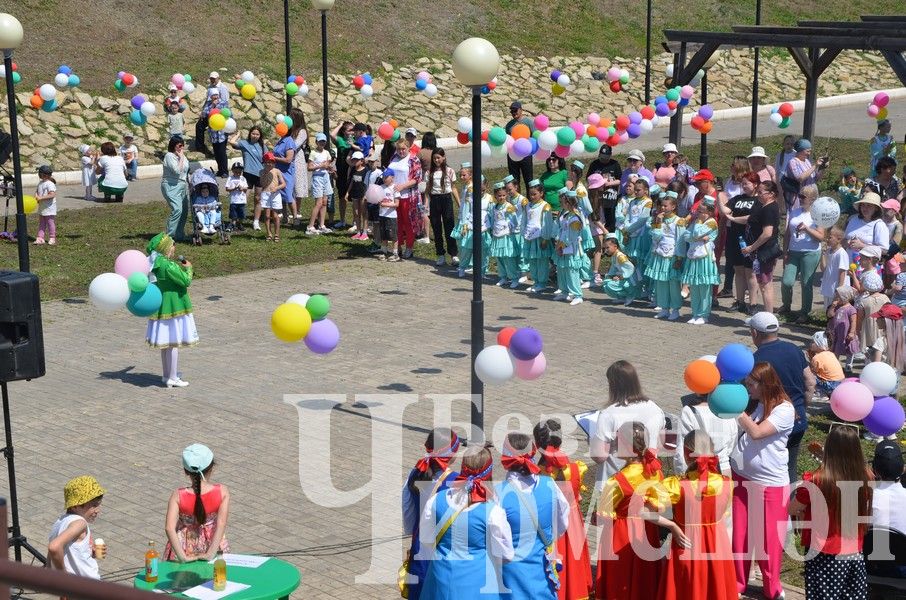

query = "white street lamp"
(452, 38), (500, 87)
(0, 13), (23, 50)
(311, 0), (335, 9)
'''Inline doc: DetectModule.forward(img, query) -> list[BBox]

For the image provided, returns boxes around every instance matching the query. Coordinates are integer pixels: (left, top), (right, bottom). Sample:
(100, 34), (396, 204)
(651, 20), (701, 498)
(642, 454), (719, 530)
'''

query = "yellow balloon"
(241, 84), (256, 101)
(209, 113), (227, 131)
(22, 195), (38, 214)
(551, 83), (565, 96)
(877, 106), (889, 121)
(271, 303), (312, 342)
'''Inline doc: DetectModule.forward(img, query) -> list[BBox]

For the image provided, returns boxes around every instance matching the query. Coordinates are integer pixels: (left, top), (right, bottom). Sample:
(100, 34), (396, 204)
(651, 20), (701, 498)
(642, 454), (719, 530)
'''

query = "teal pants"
(458, 234), (490, 275)
(529, 258), (550, 287)
(689, 284), (712, 318)
(602, 278), (639, 300)
(781, 249), (822, 315)
(655, 279), (682, 310)
(496, 257), (518, 280)
(557, 266), (582, 298)
(518, 255), (529, 273)
(579, 251), (593, 282)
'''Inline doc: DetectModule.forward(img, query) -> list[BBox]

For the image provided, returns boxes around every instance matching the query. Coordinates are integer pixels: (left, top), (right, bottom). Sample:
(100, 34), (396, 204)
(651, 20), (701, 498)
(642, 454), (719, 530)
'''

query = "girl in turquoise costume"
(495, 432), (570, 600)
(145, 232), (197, 387)
(601, 234), (640, 305)
(646, 192), (685, 321)
(452, 164), (490, 278)
(681, 196), (720, 324)
(488, 183), (521, 288)
(554, 189), (586, 306)
(420, 444), (513, 600)
(570, 161), (597, 289)
(619, 178), (653, 278)
(503, 175), (530, 284)
(521, 179), (554, 293)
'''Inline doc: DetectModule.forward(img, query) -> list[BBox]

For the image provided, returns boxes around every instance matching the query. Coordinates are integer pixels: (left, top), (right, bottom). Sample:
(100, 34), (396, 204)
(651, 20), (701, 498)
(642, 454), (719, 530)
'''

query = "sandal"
(266, 235), (274, 241)
(274, 236), (280, 242)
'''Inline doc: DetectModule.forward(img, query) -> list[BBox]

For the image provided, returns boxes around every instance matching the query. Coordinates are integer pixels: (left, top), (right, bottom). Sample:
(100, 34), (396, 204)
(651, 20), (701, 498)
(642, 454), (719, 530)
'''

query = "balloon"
(684, 359), (721, 394)
(511, 123), (531, 140)
(640, 106), (655, 120)
(538, 129), (558, 151)
(778, 102), (794, 118)
(126, 283), (163, 317)
(414, 78), (427, 91)
(223, 118), (237, 134)
(58, 65), (72, 75)
(867, 104), (880, 117)
(607, 67), (621, 81)
(628, 111), (642, 125)
(359, 84), (374, 98)
(54, 73), (69, 88)
(287, 293), (311, 309)
(678, 97), (690, 108)
(626, 123), (642, 138)
(129, 109), (146, 125)
(208, 113), (226, 131)
(425, 84), (438, 97)
(666, 88), (680, 102)
(297, 84), (309, 96)
(509, 327), (543, 361)
(550, 70), (561, 82)
(619, 72), (630, 85)
(655, 103), (670, 117)
(362, 73), (373, 85)
(285, 82), (299, 96)
(698, 104), (714, 120)
(475, 345), (515, 385)
(306, 294), (330, 320)
(377, 122), (394, 140)
(140, 101), (156, 117)
(271, 303), (312, 342)
(121, 73), (135, 86)
(22, 195), (38, 214)
(877, 106), (889, 120)
(830, 381), (875, 421)
(487, 126), (506, 146)
(494, 327), (519, 348)
(304, 318), (340, 354)
(240, 84), (256, 100)
(182, 81), (195, 94)
(114, 79), (126, 92)
(556, 127), (576, 147)
(715, 343), (754, 382)
(640, 119), (654, 133)
(126, 272), (150, 294)
(810, 196), (841, 228)
(171, 73), (185, 87)
(365, 184), (384, 204)
(708, 383), (749, 418)
(587, 112), (601, 125)
(570, 139), (585, 155)
(88, 273), (130, 311)
(514, 352), (547, 381)
(416, 71), (431, 82)
(551, 83), (565, 96)
(700, 121), (713, 135)
(115, 249), (150, 278)
(456, 132), (469, 145)
(615, 115), (630, 131)
(513, 137), (533, 158)
(130, 95), (145, 110)
(609, 81), (622, 93)
(557, 74), (570, 87)
(39, 84), (56, 101)
(29, 95), (42, 109)
(583, 136), (600, 153)
(553, 144), (570, 159)
(275, 122), (289, 137)
(769, 112), (784, 125)
(873, 92), (890, 108)
(68, 74), (80, 87)
(863, 396), (906, 437)
(665, 64), (675, 78)
(11, 71), (20, 84)
(240, 70), (255, 84)
(457, 117), (472, 134)
(680, 85), (694, 99)
(860, 361), (898, 396)
(481, 141), (491, 158)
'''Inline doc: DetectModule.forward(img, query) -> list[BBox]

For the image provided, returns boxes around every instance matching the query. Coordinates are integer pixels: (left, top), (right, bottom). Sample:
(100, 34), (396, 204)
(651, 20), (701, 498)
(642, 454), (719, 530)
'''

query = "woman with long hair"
(387, 138), (423, 258)
(288, 108), (310, 227)
(424, 148), (459, 266)
(160, 137), (188, 240)
(719, 173), (758, 314)
(716, 156), (752, 298)
(740, 181), (782, 313)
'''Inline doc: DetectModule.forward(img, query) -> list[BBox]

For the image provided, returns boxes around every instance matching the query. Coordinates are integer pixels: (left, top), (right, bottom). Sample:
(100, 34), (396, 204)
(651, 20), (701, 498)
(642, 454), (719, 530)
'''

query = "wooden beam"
(676, 42), (722, 84)
(664, 29), (906, 51)
(786, 47), (812, 76)
(814, 48), (843, 76)
(881, 50), (906, 87)
(733, 24), (906, 38)
(862, 15), (906, 23)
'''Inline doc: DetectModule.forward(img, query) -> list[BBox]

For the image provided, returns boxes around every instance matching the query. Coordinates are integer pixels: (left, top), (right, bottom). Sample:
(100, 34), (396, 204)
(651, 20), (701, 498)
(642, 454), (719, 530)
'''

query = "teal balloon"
(778, 116), (791, 129)
(583, 135), (600, 153)
(708, 383), (749, 418)
(488, 126), (506, 146)
(68, 74), (80, 87)
(220, 107), (232, 119)
(666, 88), (680, 102)
(283, 115), (293, 127)
(556, 127), (576, 146)
(130, 109), (147, 126)
(306, 294), (331, 321)
(114, 79), (126, 92)
(619, 73), (630, 84)
(126, 283), (162, 317)
(184, 73), (192, 82)
(11, 71), (21, 84)
(127, 272), (149, 293)
(41, 99), (57, 112)
(390, 128), (401, 142)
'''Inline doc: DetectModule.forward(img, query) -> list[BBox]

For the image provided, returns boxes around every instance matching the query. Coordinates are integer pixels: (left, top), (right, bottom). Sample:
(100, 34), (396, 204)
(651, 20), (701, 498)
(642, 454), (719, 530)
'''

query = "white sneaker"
(687, 317), (699, 324)
(623, 298), (633, 306)
(509, 280), (520, 289)
(667, 309), (680, 321)
(689, 317), (705, 325)
(451, 256), (460, 265)
(553, 289), (563, 295)
(566, 294), (574, 301)
(518, 276), (529, 284)
(306, 226), (320, 236)
(417, 236), (431, 245)
(253, 221), (261, 230)
(570, 297), (584, 306)
(436, 256), (446, 266)
(318, 226), (331, 233)
(581, 281), (591, 289)
(165, 378), (189, 388)
(553, 293), (565, 300)
(464, 268), (473, 274)
(496, 279), (509, 287)
(654, 309), (669, 319)
(347, 224), (358, 233)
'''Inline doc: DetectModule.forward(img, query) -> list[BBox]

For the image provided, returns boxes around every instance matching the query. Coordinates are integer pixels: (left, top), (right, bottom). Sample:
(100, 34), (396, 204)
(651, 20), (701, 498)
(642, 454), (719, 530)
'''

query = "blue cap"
(382, 168), (395, 178)
(493, 182), (506, 190)
(315, 132), (327, 142)
(502, 175), (515, 184)
(558, 187), (570, 195)
(528, 179), (541, 188)
(572, 160), (585, 171)
(182, 443), (214, 473)
(460, 162), (472, 169)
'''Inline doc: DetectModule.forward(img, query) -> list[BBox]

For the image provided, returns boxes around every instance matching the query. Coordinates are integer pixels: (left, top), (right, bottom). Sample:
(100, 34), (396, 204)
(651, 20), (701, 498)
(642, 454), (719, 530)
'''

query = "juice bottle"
(144, 541), (159, 583)
(213, 551), (227, 591)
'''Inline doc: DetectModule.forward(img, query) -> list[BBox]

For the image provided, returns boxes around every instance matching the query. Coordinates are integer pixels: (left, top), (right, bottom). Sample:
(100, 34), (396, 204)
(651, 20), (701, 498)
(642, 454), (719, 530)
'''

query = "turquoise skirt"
(627, 232), (650, 264)
(489, 234), (516, 258)
(681, 256), (720, 286)
(581, 225), (596, 251)
(522, 238), (551, 259)
(645, 254), (681, 282)
(451, 223), (468, 241)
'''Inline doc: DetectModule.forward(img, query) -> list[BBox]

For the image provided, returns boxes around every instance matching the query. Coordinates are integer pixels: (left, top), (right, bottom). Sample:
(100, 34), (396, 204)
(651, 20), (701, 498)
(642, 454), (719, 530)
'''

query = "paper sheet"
(574, 410), (600, 440)
(182, 580), (250, 600)
(207, 554), (270, 568)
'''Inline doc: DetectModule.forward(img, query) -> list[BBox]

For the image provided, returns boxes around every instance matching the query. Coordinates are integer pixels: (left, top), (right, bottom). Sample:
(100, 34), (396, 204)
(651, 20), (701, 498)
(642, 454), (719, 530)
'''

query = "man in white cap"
(620, 149), (653, 195)
(745, 311), (815, 485)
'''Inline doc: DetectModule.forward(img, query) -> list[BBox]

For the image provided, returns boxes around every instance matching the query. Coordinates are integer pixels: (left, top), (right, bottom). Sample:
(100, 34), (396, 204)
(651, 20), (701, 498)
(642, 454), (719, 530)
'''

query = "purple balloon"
(655, 103), (670, 117)
(550, 70), (561, 83)
(863, 395), (906, 437)
(509, 327), (543, 361)
(628, 111), (643, 125)
(513, 138), (533, 158)
(627, 123), (642, 138)
(304, 318), (340, 354)
(130, 95), (146, 110)
(698, 104), (714, 120)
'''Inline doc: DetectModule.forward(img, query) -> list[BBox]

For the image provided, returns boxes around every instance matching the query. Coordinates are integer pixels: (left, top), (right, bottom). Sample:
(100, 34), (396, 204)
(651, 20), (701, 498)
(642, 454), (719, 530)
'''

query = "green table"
(133, 558), (300, 599)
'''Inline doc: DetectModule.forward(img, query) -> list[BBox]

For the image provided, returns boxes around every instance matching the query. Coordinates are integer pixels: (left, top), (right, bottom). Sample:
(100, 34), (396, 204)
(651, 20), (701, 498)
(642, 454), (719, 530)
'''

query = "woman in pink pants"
(730, 362), (794, 600)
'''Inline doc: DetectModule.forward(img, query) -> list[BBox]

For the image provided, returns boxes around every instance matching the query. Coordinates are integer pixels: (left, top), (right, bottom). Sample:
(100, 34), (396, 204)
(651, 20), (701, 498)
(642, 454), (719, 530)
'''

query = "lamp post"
(750, 0), (762, 143)
(698, 51), (720, 170)
(0, 13), (26, 273)
(644, 0), (652, 104)
(452, 38), (500, 444)
(283, 0), (292, 114)
(312, 0), (334, 150)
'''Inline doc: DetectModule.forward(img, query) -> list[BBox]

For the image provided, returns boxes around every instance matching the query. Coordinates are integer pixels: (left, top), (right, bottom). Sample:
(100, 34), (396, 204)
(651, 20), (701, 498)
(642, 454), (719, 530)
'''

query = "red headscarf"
(414, 432), (461, 474)
(642, 448), (662, 478)
(453, 455), (494, 503)
(539, 445), (569, 472)
(501, 439), (541, 475)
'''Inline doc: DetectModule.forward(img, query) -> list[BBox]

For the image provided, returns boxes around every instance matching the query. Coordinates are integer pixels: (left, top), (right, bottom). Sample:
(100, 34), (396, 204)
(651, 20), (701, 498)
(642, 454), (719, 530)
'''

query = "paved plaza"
(1, 256), (816, 598)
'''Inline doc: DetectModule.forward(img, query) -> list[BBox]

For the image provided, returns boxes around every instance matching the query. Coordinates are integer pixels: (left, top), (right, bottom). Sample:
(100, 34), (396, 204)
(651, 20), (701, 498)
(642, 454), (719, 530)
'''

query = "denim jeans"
(126, 159), (137, 180)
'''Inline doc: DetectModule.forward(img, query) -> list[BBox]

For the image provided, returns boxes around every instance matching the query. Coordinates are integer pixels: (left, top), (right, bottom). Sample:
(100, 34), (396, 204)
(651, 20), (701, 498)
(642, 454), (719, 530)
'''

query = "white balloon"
(241, 70), (255, 83)
(557, 74), (571, 87)
(490, 142), (506, 157)
(810, 196), (841, 228)
(619, 69), (629, 79)
(665, 64), (674, 78)
(140, 101), (156, 117)
(298, 84), (309, 96)
(88, 273), (130, 311)
(699, 354), (718, 363)
(223, 117), (238, 134)
(287, 293), (311, 307)
(570, 139), (585, 156)
(0, 66), (5, 77)
(480, 141), (491, 158)
(650, 114), (660, 126)
(359, 84), (373, 98)
(769, 112), (783, 125)
(640, 119), (654, 133)
(54, 73), (70, 88)
(424, 83), (438, 97)
(182, 81), (196, 94)
(457, 117), (473, 134)
(276, 114), (285, 123)
(475, 345), (515, 385)
(39, 84), (57, 101)
(538, 129), (558, 151)
(128, 76), (139, 88)
(860, 361), (898, 396)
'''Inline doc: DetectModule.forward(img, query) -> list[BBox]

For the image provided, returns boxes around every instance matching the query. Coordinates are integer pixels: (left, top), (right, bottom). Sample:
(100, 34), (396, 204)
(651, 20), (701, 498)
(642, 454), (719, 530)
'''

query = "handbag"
(780, 173), (801, 195)
(755, 236), (783, 263)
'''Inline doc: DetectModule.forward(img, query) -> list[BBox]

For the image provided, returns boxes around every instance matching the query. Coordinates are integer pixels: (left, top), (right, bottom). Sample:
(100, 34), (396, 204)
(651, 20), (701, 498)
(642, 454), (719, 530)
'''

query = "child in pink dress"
(164, 444), (230, 561)
(826, 285), (860, 368)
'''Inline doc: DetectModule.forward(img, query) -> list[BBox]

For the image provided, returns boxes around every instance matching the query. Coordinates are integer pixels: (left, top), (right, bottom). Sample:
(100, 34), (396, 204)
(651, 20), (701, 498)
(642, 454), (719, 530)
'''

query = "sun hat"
(493, 181), (506, 190)
(572, 160), (585, 171)
(124, 134), (134, 140)
(872, 302), (903, 320)
(662, 143), (678, 154)
(262, 152), (276, 163)
(64, 475), (106, 510)
(182, 443), (214, 474)
(859, 246), (882, 260)
(460, 162), (472, 169)
(587, 173), (606, 190)
(873, 440), (905, 480)
(231, 162), (243, 170)
(502, 175), (515, 184)
(882, 199), (901, 211)
(351, 151), (364, 160)
(627, 149), (645, 162)
(692, 169), (715, 182)
(315, 132), (327, 142)
(794, 138), (812, 152)
(855, 192), (882, 209)
(528, 178), (541, 188)
(748, 146), (768, 159)
(745, 311), (779, 333)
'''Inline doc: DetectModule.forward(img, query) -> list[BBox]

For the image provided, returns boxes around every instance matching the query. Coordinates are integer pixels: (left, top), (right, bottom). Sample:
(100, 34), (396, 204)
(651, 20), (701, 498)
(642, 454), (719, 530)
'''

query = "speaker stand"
(0, 382), (45, 564)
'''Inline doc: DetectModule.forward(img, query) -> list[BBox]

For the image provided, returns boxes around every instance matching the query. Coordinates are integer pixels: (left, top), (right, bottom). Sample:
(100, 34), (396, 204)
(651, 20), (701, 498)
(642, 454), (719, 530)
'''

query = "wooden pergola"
(663, 15), (906, 146)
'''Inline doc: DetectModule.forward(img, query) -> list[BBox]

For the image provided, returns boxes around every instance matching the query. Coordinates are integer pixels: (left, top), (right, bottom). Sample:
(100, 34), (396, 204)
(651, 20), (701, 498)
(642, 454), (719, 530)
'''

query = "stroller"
(190, 169), (230, 245)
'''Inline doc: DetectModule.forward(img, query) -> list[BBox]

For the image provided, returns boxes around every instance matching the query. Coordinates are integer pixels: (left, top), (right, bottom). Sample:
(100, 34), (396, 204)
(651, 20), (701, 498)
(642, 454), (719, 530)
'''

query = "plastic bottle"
(738, 236), (747, 249)
(213, 550), (227, 591)
(144, 541), (159, 583)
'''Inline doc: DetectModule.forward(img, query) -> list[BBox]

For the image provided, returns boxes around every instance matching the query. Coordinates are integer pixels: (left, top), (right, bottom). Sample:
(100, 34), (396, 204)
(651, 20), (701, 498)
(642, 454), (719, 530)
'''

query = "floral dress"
(164, 485), (230, 560)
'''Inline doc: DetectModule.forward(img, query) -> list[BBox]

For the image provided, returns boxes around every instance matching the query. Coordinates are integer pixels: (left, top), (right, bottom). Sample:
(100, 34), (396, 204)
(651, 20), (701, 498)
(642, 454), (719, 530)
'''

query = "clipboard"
(573, 409), (600, 441)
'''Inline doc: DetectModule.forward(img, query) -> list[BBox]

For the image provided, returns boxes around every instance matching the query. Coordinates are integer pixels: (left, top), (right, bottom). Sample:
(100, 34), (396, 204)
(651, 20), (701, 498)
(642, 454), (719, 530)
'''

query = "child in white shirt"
(48, 475), (105, 580)
(34, 165), (58, 245)
(378, 169), (400, 261)
(166, 102), (184, 137)
(224, 162), (248, 231)
(119, 135), (138, 181)
(820, 226), (850, 311)
(79, 144), (96, 201)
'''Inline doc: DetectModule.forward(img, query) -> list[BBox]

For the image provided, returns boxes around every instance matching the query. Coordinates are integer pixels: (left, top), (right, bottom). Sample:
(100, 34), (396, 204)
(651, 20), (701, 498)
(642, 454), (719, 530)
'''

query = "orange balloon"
(600, 118), (612, 129)
(29, 95), (42, 109)
(275, 122), (289, 137)
(389, 118), (399, 128)
(684, 360), (721, 394)
(496, 327), (518, 347)
(700, 121), (713, 134)
(511, 123), (530, 140)
(586, 125), (598, 137)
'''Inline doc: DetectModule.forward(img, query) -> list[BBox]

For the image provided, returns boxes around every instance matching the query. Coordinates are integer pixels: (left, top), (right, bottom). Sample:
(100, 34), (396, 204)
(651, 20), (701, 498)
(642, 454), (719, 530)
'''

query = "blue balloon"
(529, 137), (539, 154)
(415, 79), (427, 91)
(130, 109), (147, 126)
(481, 85), (490, 94)
(126, 283), (162, 317)
(362, 73), (373, 85)
(708, 383), (749, 418)
(287, 75), (296, 83)
(68, 74), (80, 87)
(627, 123), (642, 138)
(655, 102), (670, 117)
(58, 65), (72, 75)
(41, 99), (57, 113)
(715, 343), (755, 382)
(655, 95), (667, 105)
(678, 97), (689, 107)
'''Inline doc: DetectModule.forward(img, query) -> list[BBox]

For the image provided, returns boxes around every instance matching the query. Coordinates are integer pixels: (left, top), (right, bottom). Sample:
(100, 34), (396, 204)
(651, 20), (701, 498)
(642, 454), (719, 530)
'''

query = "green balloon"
(306, 294), (330, 321)
(11, 71), (21, 84)
(665, 88), (680, 102)
(114, 79), (126, 91)
(220, 108), (232, 119)
(285, 82), (299, 96)
(488, 126), (506, 146)
(127, 272), (149, 293)
(583, 136), (601, 153)
(556, 127), (576, 147)
(778, 116), (791, 129)
(235, 79), (244, 89)
(532, 130), (541, 140)
(619, 73), (630, 85)
(184, 74), (192, 82)
(390, 128), (401, 142)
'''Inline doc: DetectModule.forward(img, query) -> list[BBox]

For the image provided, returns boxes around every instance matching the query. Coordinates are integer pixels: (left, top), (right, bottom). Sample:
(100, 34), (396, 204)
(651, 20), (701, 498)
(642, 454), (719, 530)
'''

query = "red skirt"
(556, 505), (592, 600)
(595, 517), (662, 600)
(658, 522), (736, 600)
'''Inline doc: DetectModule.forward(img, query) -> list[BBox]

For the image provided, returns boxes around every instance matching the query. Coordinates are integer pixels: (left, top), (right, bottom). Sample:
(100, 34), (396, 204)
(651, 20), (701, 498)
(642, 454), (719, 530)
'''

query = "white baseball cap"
(209, 71), (220, 79)
(627, 149), (645, 162)
(405, 127), (418, 136)
(745, 311), (779, 333)
(351, 151), (364, 160)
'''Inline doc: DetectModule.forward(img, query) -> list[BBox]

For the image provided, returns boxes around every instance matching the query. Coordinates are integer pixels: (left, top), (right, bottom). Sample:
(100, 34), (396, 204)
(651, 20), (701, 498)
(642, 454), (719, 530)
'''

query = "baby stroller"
(190, 169), (230, 245)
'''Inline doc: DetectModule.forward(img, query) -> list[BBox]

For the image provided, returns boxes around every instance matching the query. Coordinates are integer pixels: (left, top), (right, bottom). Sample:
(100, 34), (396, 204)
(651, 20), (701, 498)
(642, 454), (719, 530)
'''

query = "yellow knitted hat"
(64, 475), (106, 510)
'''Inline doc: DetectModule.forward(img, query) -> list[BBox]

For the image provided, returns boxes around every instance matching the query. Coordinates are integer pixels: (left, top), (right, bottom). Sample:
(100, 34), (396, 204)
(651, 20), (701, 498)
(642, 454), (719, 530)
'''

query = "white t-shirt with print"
(425, 167), (456, 195)
(379, 186), (399, 218)
(36, 180), (57, 216)
(592, 400), (666, 488)
(821, 247), (850, 300)
(119, 144), (138, 162)
(225, 175), (248, 205)
(730, 402), (795, 486)
(309, 149), (332, 177)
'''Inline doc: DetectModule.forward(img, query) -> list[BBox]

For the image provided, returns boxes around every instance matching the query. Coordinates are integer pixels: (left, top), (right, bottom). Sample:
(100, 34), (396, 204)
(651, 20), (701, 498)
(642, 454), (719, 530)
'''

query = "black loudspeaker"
(0, 271), (45, 382)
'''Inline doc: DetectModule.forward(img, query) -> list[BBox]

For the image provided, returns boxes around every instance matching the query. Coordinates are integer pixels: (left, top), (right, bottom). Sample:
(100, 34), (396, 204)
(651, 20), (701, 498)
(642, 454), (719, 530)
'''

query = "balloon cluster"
(235, 71), (257, 101)
(351, 72), (374, 98)
(113, 71), (139, 92)
(664, 65), (704, 88)
(691, 104), (714, 135)
(169, 73), (196, 95)
(377, 118), (402, 142)
(414, 71), (439, 98)
(830, 362), (904, 435)
(480, 77), (497, 96)
(30, 84), (59, 112)
(285, 74), (309, 97)
(867, 92), (890, 121)
(606, 67), (631, 93)
(270, 293), (340, 354)
(208, 107), (236, 134)
(274, 113), (294, 137)
(475, 327), (547, 384)
(129, 94), (157, 126)
(54, 65), (80, 88)
(769, 102), (794, 129)
(550, 70), (570, 96)
(0, 62), (20, 85)
(683, 343), (755, 417)
(88, 250), (162, 317)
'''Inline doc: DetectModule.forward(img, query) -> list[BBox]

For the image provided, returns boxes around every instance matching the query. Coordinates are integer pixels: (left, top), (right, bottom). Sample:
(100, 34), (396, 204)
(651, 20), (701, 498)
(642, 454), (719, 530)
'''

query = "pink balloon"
(171, 73), (185, 88)
(569, 121), (585, 138)
(114, 249), (150, 278)
(534, 147), (550, 161)
(680, 85), (695, 99)
(618, 131), (629, 143)
(595, 127), (609, 142)
(533, 114), (549, 131)
(587, 112), (601, 125)
(607, 67), (621, 82)
(514, 352), (546, 380)
(830, 381), (874, 421)
(874, 92), (890, 108)
(554, 144), (571, 158)
(867, 104), (880, 117)
(505, 135), (515, 151)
